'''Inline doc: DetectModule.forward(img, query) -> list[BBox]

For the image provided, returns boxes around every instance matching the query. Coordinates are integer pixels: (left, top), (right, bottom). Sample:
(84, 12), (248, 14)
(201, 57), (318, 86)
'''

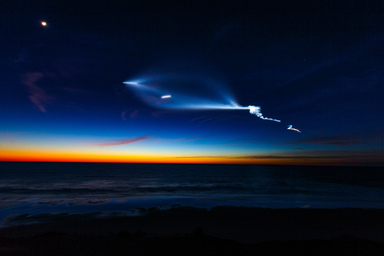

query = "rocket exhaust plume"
(123, 77), (301, 129)
(247, 105), (281, 122)
(287, 125), (301, 133)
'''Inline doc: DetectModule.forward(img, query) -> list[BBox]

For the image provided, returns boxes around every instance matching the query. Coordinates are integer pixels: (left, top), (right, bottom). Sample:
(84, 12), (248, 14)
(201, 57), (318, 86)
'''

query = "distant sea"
(1, 162), (384, 225)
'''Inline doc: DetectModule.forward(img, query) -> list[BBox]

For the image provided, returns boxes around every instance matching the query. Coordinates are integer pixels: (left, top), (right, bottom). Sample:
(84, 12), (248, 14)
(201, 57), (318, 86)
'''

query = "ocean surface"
(1, 162), (384, 226)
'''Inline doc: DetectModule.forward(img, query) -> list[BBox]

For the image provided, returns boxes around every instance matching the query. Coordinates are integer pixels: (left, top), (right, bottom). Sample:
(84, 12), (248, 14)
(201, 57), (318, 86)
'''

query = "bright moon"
(41, 21), (47, 26)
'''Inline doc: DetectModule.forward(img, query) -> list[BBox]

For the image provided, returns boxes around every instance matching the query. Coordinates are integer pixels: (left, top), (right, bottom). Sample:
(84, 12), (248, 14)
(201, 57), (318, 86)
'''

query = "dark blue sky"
(1, 0), (383, 165)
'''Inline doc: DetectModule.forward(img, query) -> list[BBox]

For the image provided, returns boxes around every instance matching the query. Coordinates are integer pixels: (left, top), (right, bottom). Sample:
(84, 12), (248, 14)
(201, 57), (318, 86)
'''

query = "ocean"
(1, 162), (384, 226)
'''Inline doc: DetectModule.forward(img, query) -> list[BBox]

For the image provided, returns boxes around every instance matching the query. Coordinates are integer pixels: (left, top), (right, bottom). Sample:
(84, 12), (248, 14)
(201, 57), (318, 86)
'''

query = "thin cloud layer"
(97, 136), (150, 146)
(175, 149), (384, 165)
(22, 72), (53, 113)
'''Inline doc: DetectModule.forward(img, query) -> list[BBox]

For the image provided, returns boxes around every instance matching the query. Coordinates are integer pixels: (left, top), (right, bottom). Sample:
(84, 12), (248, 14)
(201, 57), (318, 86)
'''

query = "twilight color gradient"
(0, 1), (383, 165)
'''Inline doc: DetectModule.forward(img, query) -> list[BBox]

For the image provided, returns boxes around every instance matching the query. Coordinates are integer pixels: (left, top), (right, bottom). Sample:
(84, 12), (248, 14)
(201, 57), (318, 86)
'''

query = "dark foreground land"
(1, 232), (384, 256)
(1, 206), (384, 255)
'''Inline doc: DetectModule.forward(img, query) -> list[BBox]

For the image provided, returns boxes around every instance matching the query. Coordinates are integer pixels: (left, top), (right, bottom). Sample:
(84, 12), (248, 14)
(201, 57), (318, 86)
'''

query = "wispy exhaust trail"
(123, 79), (302, 130)
(288, 125), (301, 133)
(247, 105), (281, 122)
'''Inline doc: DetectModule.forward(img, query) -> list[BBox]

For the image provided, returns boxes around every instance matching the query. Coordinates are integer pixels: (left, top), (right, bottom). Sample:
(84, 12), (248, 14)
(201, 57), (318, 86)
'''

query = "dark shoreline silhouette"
(1, 232), (383, 256)
(1, 206), (384, 255)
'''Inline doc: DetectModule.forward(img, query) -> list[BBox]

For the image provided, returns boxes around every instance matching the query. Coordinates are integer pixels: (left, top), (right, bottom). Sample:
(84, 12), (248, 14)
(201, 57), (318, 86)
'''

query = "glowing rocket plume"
(248, 105), (281, 122)
(123, 80), (290, 125)
(288, 125), (301, 133)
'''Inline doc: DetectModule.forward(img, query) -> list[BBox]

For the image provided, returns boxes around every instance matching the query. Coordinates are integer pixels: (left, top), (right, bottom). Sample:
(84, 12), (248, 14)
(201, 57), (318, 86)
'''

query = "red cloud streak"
(97, 136), (150, 146)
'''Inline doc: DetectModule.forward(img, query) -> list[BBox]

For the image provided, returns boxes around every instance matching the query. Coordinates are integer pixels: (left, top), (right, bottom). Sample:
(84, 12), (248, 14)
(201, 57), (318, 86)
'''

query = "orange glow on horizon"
(1, 144), (368, 166)
(0, 148), (342, 165)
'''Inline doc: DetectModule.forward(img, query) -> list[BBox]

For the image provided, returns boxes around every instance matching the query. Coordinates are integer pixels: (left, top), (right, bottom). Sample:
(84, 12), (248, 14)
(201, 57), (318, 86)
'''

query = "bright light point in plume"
(124, 81), (139, 85)
(288, 125), (301, 133)
(161, 95), (171, 99)
(41, 21), (47, 26)
(248, 105), (281, 122)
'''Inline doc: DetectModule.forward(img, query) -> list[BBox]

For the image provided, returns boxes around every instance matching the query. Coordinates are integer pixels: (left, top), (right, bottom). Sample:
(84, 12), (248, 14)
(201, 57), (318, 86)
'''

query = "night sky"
(1, 0), (383, 165)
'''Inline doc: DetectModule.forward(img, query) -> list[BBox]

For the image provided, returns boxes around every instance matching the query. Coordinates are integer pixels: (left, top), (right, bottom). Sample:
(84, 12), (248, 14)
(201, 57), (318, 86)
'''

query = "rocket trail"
(123, 79), (299, 130)
(287, 125), (301, 133)
(248, 105), (281, 122)
(227, 104), (281, 122)
(124, 80), (280, 122)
